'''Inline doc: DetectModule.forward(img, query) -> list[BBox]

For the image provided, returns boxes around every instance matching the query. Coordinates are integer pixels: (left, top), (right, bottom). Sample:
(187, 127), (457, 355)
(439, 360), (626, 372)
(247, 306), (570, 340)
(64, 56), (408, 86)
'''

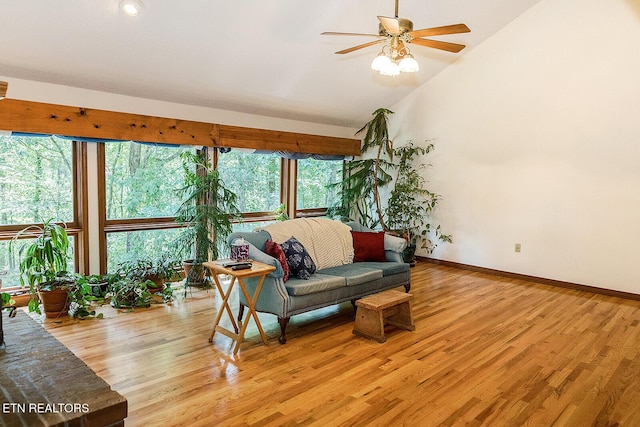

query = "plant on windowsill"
(385, 141), (452, 264)
(10, 219), (100, 319)
(173, 149), (242, 288)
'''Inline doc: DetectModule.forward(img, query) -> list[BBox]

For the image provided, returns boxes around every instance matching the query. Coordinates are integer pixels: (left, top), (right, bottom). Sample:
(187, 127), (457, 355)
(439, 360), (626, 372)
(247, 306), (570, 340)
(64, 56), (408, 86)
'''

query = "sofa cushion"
(351, 231), (386, 262)
(281, 236), (317, 280)
(265, 239), (289, 282)
(355, 261), (410, 277)
(284, 274), (345, 296)
(319, 265), (383, 287)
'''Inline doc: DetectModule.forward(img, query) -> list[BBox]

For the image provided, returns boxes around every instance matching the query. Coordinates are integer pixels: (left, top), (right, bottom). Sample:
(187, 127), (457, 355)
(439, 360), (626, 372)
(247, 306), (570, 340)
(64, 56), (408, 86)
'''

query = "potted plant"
(173, 149), (242, 287)
(106, 277), (154, 310)
(10, 219), (102, 319)
(10, 219), (75, 317)
(115, 254), (181, 293)
(106, 276), (174, 310)
(75, 273), (112, 297)
(68, 274), (104, 319)
(328, 108), (395, 229)
(385, 141), (452, 264)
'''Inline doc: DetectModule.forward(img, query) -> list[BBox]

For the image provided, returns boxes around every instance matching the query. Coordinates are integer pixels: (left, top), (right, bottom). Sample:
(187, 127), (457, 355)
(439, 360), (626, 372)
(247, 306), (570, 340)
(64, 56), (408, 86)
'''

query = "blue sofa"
(227, 219), (411, 344)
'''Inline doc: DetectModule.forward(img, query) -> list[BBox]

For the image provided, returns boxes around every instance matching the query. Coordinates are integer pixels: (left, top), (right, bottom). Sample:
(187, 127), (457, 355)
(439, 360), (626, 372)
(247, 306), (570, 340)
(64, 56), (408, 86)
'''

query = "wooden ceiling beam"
(0, 98), (361, 155)
(0, 98), (217, 146)
(0, 81), (8, 99)
(219, 125), (361, 156)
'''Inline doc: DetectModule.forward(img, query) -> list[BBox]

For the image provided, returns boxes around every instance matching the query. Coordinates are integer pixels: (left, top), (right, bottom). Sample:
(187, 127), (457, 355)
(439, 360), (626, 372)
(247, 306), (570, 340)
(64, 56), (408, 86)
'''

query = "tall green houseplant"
(11, 219), (73, 315)
(174, 149), (242, 286)
(329, 108), (395, 229)
(385, 141), (452, 262)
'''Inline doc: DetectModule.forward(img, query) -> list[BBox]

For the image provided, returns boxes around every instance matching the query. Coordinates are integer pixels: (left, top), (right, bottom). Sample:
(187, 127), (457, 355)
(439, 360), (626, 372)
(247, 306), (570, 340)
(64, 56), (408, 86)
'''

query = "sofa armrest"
(384, 233), (407, 263)
(247, 242), (284, 279)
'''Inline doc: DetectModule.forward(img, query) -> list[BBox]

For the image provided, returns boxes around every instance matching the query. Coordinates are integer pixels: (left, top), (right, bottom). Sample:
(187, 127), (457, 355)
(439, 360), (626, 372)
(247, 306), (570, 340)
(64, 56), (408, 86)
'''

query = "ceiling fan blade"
(410, 38), (466, 53)
(378, 16), (401, 35)
(321, 32), (381, 37)
(409, 23), (470, 39)
(335, 39), (384, 54)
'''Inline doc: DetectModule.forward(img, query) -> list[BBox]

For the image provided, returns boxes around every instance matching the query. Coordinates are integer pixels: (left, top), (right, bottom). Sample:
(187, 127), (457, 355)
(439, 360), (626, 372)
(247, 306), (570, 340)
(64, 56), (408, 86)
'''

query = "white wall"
(390, 0), (640, 293)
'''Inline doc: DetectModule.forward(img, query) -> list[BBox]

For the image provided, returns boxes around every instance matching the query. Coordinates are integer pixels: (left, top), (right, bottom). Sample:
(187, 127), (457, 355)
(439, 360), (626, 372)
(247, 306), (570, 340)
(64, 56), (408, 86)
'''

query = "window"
(216, 150), (283, 218)
(102, 142), (194, 272)
(0, 135), (75, 225)
(105, 142), (190, 220)
(296, 158), (342, 217)
(0, 134), (82, 289)
(106, 228), (183, 272)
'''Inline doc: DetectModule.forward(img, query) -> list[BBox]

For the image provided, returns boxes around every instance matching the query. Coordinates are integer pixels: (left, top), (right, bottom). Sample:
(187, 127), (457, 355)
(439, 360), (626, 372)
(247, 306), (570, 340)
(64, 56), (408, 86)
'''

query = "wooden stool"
(353, 290), (415, 343)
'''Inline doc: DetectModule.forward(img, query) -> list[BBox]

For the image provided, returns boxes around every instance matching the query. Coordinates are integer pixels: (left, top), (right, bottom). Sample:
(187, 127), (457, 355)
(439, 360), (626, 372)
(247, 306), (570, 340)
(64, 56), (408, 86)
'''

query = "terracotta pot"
(38, 287), (70, 318)
(145, 274), (165, 294)
(182, 260), (205, 286)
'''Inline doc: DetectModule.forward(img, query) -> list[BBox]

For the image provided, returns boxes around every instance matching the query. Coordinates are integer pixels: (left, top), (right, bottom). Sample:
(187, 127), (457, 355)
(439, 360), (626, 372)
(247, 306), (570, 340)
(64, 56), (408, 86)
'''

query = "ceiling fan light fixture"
(371, 52), (392, 72)
(120, 0), (144, 16)
(398, 54), (419, 73)
(380, 61), (400, 77)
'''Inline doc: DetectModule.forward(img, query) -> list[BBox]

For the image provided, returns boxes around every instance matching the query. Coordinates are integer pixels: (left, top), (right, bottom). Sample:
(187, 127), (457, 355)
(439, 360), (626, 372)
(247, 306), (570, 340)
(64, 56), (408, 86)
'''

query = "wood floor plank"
(29, 262), (640, 426)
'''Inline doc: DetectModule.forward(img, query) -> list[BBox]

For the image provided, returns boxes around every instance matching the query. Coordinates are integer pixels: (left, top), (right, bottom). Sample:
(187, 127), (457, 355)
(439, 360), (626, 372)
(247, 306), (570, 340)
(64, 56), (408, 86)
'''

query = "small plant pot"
(145, 274), (165, 294)
(402, 244), (417, 267)
(91, 281), (109, 297)
(38, 287), (70, 318)
(182, 260), (205, 286)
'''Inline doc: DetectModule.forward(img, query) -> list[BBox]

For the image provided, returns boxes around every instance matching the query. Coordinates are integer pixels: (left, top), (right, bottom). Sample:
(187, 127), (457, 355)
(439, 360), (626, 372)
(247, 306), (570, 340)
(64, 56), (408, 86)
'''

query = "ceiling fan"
(321, 0), (470, 76)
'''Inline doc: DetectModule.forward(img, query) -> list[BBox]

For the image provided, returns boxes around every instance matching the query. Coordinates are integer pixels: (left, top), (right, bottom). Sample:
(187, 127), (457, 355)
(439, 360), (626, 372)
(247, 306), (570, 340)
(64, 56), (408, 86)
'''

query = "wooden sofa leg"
(278, 317), (290, 344)
(404, 284), (411, 292)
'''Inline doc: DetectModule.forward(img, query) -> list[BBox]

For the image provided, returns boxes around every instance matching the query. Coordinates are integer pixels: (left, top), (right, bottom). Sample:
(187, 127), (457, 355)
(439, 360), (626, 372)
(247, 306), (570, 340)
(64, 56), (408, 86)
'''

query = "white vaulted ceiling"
(0, 0), (541, 128)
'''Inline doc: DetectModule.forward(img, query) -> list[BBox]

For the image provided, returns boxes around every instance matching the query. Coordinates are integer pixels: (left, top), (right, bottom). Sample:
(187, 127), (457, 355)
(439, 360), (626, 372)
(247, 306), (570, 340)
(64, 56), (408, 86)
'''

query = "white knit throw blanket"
(260, 218), (354, 270)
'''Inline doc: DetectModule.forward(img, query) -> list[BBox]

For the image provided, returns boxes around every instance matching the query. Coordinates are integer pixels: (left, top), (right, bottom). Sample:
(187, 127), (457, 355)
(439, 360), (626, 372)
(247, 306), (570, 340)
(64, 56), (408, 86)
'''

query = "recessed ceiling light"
(120, 0), (144, 16)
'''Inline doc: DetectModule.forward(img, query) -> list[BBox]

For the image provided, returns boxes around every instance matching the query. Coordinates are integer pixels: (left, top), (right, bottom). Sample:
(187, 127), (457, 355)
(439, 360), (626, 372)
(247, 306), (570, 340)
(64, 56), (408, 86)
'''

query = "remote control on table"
(231, 263), (252, 270)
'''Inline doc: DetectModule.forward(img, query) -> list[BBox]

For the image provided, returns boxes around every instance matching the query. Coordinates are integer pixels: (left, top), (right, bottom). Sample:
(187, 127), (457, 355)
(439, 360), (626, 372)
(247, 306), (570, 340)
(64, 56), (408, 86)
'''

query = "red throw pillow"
(351, 231), (386, 262)
(265, 239), (290, 282)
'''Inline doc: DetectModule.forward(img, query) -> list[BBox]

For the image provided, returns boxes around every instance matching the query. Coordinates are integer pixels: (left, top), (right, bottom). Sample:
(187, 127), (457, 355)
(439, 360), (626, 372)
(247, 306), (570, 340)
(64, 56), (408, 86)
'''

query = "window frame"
(97, 142), (191, 274)
(293, 157), (345, 219)
(97, 145), (344, 272)
(215, 148), (289, 226)
(0, 138), (88, 291)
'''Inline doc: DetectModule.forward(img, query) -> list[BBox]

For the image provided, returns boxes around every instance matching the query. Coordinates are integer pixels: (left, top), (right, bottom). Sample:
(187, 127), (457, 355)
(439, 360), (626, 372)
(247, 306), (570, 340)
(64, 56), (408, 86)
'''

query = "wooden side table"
(353, 290), (415, 343)
(203, 260), (275, 354)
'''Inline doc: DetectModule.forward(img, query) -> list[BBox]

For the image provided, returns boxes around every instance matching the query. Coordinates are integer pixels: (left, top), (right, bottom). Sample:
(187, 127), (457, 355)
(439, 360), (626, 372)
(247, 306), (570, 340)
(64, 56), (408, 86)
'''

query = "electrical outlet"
(515, 243), (521, 253)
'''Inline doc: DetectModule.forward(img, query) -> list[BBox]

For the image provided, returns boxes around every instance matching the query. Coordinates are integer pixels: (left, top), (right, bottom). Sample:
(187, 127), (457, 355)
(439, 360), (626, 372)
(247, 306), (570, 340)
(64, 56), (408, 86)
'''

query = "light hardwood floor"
(41, 262), (640, 426)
